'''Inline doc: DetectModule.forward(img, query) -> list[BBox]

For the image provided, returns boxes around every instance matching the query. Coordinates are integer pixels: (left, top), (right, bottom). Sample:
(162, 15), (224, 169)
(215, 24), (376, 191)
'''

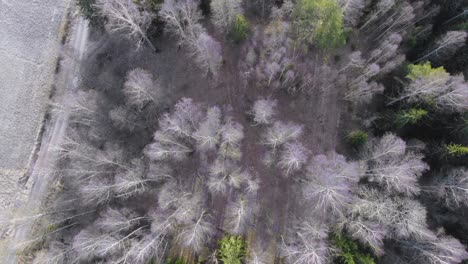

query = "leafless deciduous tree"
(80, 178), (114, 205)
(416, 31), (468, 63)
(178, 211), (214, 253)
(254, 17), (298, 91)
(193, 106), (222, 152)
(121, 232), (168, 264)
(219, 118), (244, 160)
(193, 32), (223, 76)
(211, 0), (242, 33)
(364, 133), (428, 196)
(72, 228), (125, 262)
(160, 0), (204, 47)
(123, 68), (162, 110)
(247, 241), (271, 264)
(343, 33), (405, 104)
(281, 220), (332, 264)
(262, 121), (303, 150)
(338, 217), (387, 256)
(224, 197), (254, 235)
(95, 207), (143, 233)
(339, 0), (366, 28)
(113, 159), (150, 199)
(279, 142), (309, 175)
(160, 97), (203, 138)
(391, 68), (468, 112)
(303, 152), (361, 218)
(145, 131), (193, 161)
(432, 168), (468, 209)
(400, 235), (468, 264)
(251, 98), (277, 125)
(347, 187), (435, 251)
(161, 0), (223, 76)
(95, 0), (156, 50)
(145, 98), (203, 161)
(207, 159), (251, 195)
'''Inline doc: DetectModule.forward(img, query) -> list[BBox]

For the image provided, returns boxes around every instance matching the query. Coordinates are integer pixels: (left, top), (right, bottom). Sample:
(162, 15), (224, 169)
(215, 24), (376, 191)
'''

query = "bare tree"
(339, 0), (366, 28)
(113, 159), (150, 199)
(95, 0), (156, 50)
(161, 0), (223, 76)
(278, 142), (309, 175)
(281, 221), (332, 264)
(348, 187), (435, 245)
(416, 31), (468, 63)
(178, 211), (214, 253)
(345, 81), (384, 104)
(390, 66), (468, 112)
(435, 77), (468, 112)
(339, 217), (387, 256)
(400, 235), (468, 264)
(207, 159), (248, 195)
(80, 178), (114, 205)
(211, 0), (242, 33)
(121, 232), (168, 264)
(432, 168), (468, 209)
(95, 207), (143, 233)
(389, 198), (435, 240)
(193, 32), (223, 76)
(262, 121), (303, 150)
(193, 106), (222, 152)
(360, 0), (397, 31)
(247, 242), (271, 264)
(123, 68), (161, 110)
(72, 228), (125, 262)
(364, 134), (428, 196)
(219, 118), (244, 160)
(160, 0), (204, 47)
(159, 97), (203, 138)
(224, 197), (254, 235)
(303, 152), (361, 218)
(145, 131), (193, 161)
(251, 98), (277, 125)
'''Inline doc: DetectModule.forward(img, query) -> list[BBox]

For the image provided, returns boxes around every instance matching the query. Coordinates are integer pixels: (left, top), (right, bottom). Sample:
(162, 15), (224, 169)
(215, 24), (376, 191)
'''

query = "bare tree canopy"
(95, 0), (156, 50)
(303, 152), (361, 218)
(123, 68), (162, 110)
(211, 0), (242, 33)
(364, 133), (429, 196)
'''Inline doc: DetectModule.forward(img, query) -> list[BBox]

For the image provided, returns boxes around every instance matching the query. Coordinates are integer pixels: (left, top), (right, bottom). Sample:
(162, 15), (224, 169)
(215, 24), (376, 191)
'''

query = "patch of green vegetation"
(293, 0), (345, 49)
(231, 14), (250, 43)
(217, 235), (247, 264)
(454, 22), (468, 30)
(406, 62), (448, 81)
(77, 0), (105, 27)
(165, 257), (186, 264)
(445, 143), (468, 157)
(332, 233), (376, 264)
(347, 130), (368, 148)
(77, 0), (97, 19)
(394, 108), (428, 128)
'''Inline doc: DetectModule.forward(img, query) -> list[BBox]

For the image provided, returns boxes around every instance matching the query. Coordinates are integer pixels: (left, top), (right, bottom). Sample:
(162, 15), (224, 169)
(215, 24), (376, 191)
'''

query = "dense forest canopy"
(5, 0), (468, 263)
